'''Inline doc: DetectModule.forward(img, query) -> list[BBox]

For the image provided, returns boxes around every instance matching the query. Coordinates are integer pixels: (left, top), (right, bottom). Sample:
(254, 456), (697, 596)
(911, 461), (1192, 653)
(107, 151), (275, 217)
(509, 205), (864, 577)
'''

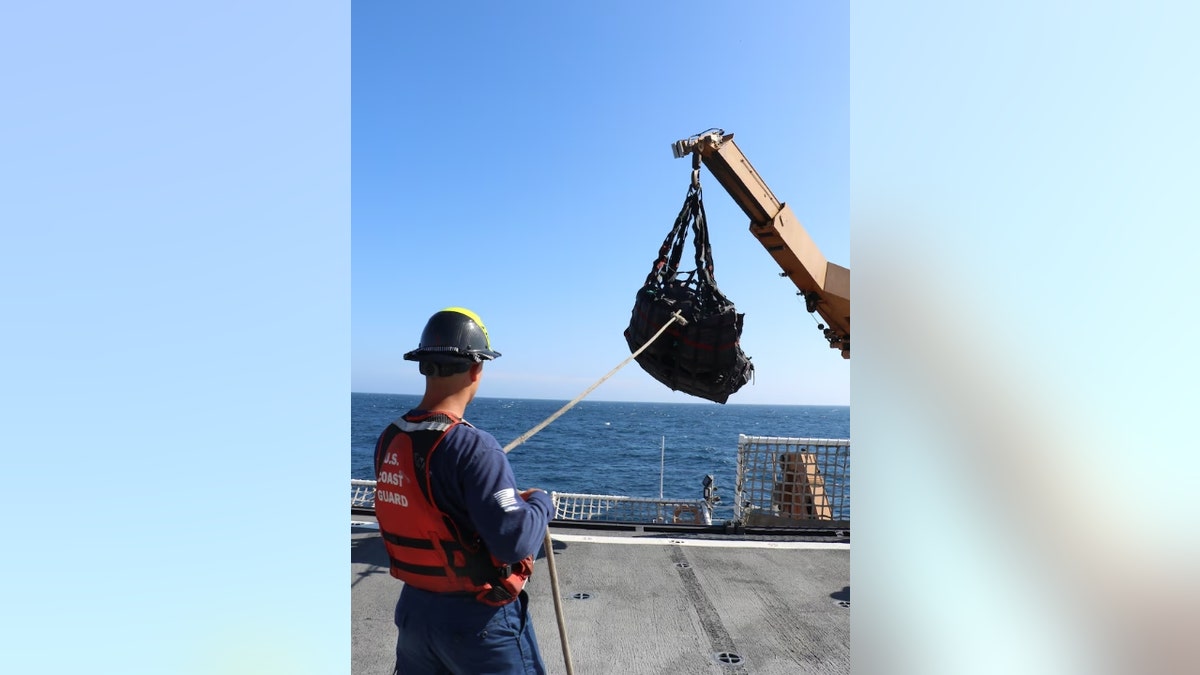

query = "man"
(374, 307), (554, 675)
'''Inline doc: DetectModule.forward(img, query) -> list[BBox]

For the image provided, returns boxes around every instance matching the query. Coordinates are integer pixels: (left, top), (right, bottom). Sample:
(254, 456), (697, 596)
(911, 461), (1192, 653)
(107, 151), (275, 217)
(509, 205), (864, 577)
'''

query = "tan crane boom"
(672, 130), (850, 359)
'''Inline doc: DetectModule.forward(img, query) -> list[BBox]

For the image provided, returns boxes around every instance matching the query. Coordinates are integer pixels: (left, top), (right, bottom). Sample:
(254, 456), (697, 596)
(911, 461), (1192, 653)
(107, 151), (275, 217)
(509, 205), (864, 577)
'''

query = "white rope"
(502, 310), (685, 454)
(503, 310), (685, 675)
(540, 529), (573, 674)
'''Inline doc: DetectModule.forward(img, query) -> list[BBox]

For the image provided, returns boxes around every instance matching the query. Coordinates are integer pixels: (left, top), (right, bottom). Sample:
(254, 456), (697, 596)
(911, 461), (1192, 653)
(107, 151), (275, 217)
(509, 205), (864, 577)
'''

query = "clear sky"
(7, 3), (1200, 674)
(351, 1), (850, 405)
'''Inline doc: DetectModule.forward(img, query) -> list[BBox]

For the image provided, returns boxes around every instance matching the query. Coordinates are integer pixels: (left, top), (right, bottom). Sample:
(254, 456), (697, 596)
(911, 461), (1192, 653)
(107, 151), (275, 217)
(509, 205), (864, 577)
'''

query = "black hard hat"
(403, 307), (501, 363)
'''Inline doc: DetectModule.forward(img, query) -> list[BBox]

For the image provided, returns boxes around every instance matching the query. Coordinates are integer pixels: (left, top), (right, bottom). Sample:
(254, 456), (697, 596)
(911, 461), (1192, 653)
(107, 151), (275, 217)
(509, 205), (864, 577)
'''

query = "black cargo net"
(624, 164), (753, 404)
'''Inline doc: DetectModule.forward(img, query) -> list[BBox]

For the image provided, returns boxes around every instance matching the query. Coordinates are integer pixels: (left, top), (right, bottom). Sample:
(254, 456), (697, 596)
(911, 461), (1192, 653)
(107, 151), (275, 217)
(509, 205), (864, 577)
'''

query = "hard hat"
(403, 307), (501, 363)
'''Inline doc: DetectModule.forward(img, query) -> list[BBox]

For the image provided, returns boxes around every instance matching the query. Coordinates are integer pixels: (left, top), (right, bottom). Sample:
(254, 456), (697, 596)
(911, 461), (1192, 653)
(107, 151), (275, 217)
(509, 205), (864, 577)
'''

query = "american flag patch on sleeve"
(493, 488), (519, 512)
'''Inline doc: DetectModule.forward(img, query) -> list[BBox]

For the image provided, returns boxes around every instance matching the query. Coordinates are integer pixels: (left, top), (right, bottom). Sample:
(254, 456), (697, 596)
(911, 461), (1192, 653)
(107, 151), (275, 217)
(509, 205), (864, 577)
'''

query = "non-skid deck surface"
(352, 520), (849, 675)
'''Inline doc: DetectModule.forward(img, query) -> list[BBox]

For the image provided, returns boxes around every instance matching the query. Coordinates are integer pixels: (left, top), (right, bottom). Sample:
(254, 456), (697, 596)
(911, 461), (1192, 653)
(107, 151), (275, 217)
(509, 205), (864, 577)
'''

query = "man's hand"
(520, 488), (546, 501)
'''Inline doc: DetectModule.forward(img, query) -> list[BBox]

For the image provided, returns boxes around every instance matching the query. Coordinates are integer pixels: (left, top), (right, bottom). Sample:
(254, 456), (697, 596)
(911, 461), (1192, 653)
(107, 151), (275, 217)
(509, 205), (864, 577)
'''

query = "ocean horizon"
(352, 392), (850, 522)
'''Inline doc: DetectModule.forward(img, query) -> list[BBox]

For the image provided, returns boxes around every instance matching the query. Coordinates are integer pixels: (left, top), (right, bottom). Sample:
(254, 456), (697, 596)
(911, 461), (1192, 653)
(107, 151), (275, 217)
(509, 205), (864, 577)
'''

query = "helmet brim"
(403, 348), (501, 363)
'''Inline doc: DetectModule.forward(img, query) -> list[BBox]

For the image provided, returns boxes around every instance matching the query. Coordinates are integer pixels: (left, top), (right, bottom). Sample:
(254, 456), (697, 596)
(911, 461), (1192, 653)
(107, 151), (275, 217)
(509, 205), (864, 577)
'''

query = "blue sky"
(6, 2), (1200, 674)
(351, 2), (850, 405)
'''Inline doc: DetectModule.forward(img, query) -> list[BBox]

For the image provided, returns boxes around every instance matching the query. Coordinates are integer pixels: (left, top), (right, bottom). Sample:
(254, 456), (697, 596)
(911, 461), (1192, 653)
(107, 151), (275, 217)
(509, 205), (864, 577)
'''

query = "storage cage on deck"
(734, 435), (850, 528)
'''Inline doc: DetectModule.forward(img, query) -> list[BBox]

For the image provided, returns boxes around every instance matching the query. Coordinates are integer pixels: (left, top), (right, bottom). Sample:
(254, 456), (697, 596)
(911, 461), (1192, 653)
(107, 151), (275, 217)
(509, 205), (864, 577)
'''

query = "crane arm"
(672, 130), (850, 359)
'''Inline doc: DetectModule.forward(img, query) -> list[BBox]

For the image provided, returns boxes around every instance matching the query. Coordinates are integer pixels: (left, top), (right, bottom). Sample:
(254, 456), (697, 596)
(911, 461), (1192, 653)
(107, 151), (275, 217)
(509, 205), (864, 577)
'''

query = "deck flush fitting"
(834, 600), (850, 609)
(714, 652), (745, 666)
(570, 592), (592, 600)
(675, 562), (691, 569)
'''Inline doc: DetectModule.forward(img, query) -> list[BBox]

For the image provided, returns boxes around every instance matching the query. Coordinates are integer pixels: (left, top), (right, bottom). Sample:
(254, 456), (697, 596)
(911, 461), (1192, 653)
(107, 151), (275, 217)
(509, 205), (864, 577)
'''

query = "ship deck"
(352, 515), (850, 674)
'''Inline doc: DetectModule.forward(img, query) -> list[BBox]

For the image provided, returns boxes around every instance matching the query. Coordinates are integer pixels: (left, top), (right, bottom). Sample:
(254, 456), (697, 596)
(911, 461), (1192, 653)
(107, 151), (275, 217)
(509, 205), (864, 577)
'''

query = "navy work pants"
(393, 585), (546, 675)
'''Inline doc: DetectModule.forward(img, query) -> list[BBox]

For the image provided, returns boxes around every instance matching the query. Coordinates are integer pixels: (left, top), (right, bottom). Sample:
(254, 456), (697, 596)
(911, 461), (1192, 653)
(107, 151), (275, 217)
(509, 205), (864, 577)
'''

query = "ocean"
(351, 392), (850, 522)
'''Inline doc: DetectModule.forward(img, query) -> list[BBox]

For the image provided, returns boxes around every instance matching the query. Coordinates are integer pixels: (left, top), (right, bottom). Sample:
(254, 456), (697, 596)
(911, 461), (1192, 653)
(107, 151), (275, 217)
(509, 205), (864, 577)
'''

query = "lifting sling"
(624, 157), (753, 404)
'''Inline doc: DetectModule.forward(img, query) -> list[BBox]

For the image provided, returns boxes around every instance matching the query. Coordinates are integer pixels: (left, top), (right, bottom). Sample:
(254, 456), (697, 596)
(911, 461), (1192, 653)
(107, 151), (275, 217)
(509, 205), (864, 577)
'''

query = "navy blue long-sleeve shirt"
(417, 417), (553, 563)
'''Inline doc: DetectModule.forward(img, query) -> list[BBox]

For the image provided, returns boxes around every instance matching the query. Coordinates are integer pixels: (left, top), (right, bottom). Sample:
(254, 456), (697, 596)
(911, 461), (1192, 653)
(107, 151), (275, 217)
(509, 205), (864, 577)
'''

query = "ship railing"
(351, 479), (377, 510)
(550, 491), (712, 526)
(352, 480), (711, 526)
(735, 435), (850, 529)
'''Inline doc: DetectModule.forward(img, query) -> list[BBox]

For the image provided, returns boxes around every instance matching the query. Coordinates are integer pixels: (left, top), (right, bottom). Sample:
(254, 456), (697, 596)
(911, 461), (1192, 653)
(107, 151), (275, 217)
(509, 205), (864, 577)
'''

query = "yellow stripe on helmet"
(440, 306), (492, 348)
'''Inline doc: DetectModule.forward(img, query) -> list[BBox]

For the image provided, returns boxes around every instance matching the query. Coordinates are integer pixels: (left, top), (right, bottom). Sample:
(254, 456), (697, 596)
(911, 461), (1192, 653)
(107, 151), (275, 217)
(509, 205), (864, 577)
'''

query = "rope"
(502, 310), (685, 454)
(541, 529), (573, 674)
(502, 310), (685, 675)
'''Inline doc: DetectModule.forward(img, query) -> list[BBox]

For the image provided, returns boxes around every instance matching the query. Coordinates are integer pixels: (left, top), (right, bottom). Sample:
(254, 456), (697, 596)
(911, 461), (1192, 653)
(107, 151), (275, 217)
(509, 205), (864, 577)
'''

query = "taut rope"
(502, 311), (685, 675)
(502, 311), (686, 454)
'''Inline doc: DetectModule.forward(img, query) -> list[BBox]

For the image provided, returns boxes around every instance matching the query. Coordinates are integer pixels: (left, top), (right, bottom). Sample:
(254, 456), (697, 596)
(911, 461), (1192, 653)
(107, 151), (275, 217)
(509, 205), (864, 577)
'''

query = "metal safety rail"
(734, 435), (850, 528)
(351, 479), (376, 511)
(351, 480), (711, 526)
(550, 492), (712, 526)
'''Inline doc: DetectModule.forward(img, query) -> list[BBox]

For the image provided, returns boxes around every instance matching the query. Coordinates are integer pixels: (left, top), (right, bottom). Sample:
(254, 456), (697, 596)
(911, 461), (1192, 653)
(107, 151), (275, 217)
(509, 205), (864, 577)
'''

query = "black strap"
(641, 179), (725, 315)
(382, 531), (508, 585)
(387, 556), (448, 577)
(381, 531), (436, 550)
(688, 184), (717, 290)
(644, 183), (695, 288)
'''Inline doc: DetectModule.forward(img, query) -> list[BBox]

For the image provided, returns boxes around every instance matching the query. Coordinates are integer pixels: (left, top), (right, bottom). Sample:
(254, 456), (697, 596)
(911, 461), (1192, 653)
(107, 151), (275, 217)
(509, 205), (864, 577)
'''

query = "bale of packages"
(624, 182), (752, 404)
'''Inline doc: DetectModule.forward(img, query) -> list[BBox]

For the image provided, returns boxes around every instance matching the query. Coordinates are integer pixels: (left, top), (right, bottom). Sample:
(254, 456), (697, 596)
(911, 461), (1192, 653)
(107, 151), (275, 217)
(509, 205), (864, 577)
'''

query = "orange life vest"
(374, 410), (534, 606)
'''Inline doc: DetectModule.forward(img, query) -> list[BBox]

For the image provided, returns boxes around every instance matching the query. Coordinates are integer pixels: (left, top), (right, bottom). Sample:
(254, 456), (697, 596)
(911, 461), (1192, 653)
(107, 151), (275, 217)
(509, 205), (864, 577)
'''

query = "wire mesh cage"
(734, 435), (850, 528)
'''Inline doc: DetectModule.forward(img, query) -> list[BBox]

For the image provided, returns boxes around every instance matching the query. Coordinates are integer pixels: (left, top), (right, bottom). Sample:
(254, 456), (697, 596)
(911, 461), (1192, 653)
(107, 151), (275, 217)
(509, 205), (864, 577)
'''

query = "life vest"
(373, 410), (534, 606)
